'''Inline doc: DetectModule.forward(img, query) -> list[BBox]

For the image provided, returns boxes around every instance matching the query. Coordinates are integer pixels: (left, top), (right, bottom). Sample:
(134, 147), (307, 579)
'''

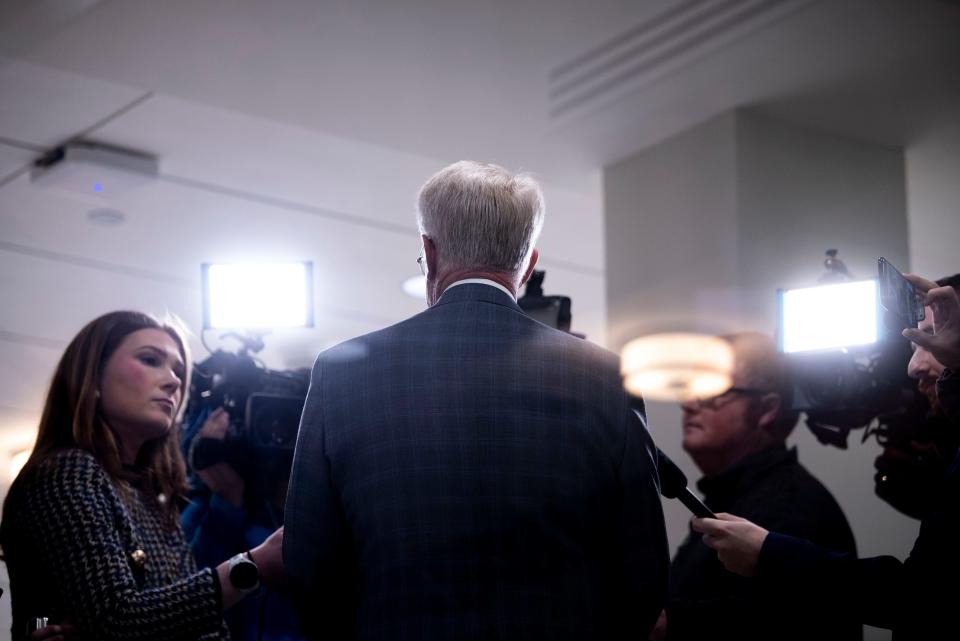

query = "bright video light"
(780, 280), (878, 353)
(203, 262), (314, 329)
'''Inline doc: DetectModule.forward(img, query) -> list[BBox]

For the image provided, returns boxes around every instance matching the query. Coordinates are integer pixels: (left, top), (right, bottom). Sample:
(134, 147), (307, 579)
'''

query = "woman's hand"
(29, 619), (77, 641)
(216, 527), (286, 610)
(250, 526), (287, 589)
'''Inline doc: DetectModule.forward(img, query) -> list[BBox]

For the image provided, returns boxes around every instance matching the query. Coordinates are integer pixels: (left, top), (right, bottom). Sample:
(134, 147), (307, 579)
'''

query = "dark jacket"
(667, 444), (861, 641)
(283, 283), (669, 640)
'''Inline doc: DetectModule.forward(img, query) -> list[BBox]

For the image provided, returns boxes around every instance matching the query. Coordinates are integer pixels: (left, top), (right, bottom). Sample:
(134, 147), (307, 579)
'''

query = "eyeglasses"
(687, 387), (769, 411)
(417, 251), (426, 276)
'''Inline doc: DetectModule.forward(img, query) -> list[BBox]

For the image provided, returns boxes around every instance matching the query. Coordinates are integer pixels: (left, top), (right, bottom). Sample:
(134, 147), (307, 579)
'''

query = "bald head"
(725, 332), (798, 440)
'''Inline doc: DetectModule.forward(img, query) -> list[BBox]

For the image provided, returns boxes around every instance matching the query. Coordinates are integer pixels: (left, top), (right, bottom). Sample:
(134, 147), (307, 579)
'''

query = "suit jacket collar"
(434, 282), (524, 314)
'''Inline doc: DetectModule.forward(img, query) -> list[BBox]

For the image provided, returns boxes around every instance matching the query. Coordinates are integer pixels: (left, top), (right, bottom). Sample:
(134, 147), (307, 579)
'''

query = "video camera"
(183, 347), (310, 496)
(776, 251), (960, 518)
(777, 250), (928, 449)
(518, 270), (572, 332)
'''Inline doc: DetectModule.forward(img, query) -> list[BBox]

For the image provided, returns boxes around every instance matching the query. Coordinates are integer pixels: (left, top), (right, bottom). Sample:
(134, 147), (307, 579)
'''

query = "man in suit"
(283, 160), (668, 640)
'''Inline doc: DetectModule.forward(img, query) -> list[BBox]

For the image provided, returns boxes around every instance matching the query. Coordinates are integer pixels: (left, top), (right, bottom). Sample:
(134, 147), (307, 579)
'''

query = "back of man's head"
(725, 331), (800, 441)
(417, 161), (544, 275)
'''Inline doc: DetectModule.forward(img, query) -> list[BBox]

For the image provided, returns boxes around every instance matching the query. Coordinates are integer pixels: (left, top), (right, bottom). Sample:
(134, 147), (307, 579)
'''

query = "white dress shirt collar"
(444, 278), (516, 302)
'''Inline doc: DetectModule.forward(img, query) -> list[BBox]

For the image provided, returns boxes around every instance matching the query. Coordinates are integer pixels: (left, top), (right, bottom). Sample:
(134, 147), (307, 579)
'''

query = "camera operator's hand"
(903, 274), (960, 370)
(196, 407), (245, 508)
(691, 513), (768, 577)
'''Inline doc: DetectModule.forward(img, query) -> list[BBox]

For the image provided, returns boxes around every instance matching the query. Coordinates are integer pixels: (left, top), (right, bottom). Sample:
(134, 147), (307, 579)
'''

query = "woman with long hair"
(1, 311), (284, 641)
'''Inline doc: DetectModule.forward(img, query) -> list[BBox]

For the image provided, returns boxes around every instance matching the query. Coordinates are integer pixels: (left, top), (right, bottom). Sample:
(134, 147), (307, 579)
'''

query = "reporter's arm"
(692, 513), (767, 577)
(694, 514), (910, 630)
(214, 526), (285, 610)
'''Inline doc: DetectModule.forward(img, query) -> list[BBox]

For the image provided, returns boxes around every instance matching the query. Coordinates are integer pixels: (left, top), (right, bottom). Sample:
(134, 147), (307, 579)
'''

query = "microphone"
(656, 448), (716, 519)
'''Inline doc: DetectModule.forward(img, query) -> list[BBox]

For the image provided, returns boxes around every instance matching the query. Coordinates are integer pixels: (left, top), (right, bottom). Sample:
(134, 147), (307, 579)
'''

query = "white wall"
(906, 121), (960, 280)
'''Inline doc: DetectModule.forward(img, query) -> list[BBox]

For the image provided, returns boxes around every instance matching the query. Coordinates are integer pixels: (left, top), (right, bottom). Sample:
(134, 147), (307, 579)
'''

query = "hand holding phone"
(878, 257), (925, 332)
(901, 272), (960, 370)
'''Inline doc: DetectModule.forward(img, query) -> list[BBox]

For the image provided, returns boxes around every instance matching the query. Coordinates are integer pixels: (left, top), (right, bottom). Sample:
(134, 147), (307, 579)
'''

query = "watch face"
(230, 559), (259, 590)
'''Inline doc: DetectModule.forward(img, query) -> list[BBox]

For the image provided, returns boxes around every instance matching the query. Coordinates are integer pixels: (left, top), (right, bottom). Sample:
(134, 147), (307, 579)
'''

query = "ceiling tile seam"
(0, 93), (154, 193)
(550, 0), (754, 99)
(0, 240), (195, 287)
(0, 91), (157, 158)
(549, 0), (813, 119)
(156, 176), (607, 277)
(0, 329), (67, 351)
(156, 173), (415, 237)
(0, 241), (405, 328)
(0, 137), (44, 152)
(69, 91), (154, 144)
(0, 93), (152, 158)
(0, 165), (30, 190)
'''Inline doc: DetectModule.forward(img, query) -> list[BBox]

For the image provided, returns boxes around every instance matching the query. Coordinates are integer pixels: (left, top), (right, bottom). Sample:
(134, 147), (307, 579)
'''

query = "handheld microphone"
(656, 448), (716, 519)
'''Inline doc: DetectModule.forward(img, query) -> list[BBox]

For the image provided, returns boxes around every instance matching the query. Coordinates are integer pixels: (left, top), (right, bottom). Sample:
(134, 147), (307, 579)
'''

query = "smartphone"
(878, 257), (925, 332)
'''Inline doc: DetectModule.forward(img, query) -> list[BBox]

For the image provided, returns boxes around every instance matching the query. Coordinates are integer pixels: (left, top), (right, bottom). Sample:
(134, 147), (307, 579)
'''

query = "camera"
(183, 349), (310, 496)
(776, 252), (959, 518)
(776, 254), (925, 448)
(518, 271), (572, 332)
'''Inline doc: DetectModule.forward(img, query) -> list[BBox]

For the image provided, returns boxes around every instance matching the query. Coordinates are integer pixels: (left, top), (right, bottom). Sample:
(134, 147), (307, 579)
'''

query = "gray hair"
(416, 161), (545, 273)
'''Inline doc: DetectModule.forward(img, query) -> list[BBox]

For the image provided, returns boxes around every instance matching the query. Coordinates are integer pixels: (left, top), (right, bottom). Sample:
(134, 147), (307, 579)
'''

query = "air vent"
(549, 0), (816, 119)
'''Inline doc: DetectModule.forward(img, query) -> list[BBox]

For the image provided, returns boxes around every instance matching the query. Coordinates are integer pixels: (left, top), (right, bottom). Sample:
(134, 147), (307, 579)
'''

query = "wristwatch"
(228, 550), (260, 594)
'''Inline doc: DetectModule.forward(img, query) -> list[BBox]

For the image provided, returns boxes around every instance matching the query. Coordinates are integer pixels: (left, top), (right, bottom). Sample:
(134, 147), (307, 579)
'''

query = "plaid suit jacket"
(284, 283), (668, 640)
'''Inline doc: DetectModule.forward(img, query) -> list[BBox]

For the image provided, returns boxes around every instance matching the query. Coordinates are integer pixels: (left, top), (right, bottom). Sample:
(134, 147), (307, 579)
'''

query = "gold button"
(130, 549), (147, 569)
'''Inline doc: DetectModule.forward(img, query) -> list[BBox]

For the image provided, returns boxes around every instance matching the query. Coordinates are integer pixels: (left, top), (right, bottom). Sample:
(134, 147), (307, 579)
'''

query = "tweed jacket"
(1, 448), (226, 641)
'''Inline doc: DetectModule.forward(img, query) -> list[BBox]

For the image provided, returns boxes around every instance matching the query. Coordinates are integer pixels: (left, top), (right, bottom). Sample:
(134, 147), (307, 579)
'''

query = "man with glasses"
(654, 332), (859, 641)
(284, 161), (669, 640)
(691, 275), (960, 638)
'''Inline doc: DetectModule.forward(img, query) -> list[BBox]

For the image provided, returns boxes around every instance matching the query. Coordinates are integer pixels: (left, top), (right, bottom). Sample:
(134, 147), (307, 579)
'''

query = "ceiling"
(1, 0), (958, 456)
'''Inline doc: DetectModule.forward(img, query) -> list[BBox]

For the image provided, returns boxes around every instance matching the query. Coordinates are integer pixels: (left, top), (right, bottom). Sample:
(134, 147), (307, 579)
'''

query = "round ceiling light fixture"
(621, 332), (734, 402)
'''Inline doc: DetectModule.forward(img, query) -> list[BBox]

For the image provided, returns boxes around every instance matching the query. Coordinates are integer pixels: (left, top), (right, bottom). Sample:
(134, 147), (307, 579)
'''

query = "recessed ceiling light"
(86, 208), (126, 226)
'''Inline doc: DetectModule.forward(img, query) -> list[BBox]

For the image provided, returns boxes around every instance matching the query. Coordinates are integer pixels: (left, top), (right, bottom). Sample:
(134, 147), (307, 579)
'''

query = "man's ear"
(422, 234), (437, 278)
(756, 393), (782, 432)
(519, 248), (540, 286)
